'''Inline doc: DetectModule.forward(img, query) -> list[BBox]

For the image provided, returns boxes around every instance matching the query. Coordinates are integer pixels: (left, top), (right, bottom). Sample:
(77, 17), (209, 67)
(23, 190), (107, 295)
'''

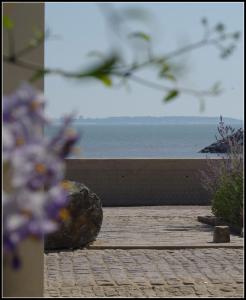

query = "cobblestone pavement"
(44, 249), (244, 297)
(44, 207), (244, 297)
(91, 206), (243, 247)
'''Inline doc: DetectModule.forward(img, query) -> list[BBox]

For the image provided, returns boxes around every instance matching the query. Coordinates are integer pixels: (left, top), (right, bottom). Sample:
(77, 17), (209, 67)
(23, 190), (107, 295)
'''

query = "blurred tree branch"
(3, 9), (241, 109)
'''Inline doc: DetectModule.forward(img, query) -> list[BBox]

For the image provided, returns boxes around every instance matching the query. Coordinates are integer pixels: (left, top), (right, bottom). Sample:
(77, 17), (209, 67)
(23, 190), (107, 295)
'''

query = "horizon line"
(50, 115), (244, 121)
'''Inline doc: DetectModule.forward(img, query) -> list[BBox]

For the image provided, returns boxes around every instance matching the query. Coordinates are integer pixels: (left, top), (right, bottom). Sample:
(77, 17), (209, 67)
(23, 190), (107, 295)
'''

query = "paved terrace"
(44, 206), (244, 298)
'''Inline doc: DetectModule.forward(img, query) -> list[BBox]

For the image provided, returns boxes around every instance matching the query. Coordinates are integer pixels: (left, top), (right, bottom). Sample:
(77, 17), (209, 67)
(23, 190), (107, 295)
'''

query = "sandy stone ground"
(44, 206), (244, 298)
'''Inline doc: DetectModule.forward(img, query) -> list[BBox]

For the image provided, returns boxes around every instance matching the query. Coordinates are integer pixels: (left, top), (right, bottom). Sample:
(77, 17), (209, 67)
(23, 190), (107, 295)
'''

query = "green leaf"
(233, 32), (240, 40)
(159, 63), (176, 81)
(164, 90), (179, 102)
(159, 63), (170, 74)
(94, 74), (112, 86)
(215, 23), (225, 32)
(24, 28), (44, 49)
(164, 73), (176, 81)
(75, 55), (118, 80)
(29, 70), (49, 83)
(33, 27), (44, 40)
(128, 32), (151, 42)
(220, 46), (234, 59)
(88, 55), (118, 75)
(211, 82), (222, 95)
(201, 17), (207, 25)
(3, 15), (14, 30)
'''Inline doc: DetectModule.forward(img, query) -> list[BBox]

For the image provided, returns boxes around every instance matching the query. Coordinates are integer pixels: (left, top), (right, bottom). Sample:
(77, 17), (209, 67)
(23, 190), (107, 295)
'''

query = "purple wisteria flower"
(3, 83), (79, 268)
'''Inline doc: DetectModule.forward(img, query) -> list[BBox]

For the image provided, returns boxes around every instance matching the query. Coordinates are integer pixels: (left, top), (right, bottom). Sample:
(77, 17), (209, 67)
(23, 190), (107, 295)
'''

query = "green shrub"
(212, 172), (243, 228)
(200, 117), (243, 231)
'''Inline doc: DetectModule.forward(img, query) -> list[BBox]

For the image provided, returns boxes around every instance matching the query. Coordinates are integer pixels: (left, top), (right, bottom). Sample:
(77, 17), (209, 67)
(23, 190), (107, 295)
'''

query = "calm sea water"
(45, 124), (240, 158)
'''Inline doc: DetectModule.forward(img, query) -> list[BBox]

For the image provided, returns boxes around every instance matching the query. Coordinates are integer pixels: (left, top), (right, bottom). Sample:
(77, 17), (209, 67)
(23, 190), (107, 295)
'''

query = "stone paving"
(44, 206), (244, 298)
(89, 206), (243, 248)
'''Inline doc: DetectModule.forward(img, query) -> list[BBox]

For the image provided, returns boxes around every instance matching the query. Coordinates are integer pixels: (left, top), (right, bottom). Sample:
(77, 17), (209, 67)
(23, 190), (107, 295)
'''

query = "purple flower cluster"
(3, 83), (79, 268)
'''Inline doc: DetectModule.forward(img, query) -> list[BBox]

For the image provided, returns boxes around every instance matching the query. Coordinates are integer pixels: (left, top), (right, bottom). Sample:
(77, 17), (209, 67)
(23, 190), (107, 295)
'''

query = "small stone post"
(213, 226), (230, 243)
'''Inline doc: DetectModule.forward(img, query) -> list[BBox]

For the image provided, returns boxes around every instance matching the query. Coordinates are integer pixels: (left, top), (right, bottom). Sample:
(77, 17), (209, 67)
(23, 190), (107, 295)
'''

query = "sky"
(45, 2), (244, 120)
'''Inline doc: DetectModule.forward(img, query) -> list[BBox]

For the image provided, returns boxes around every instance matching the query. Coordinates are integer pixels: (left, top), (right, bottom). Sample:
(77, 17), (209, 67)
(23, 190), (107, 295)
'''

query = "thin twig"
(119, 73), (215, 97)
(110, 36), (225, 74)
(7, 29), (15, 58)
(2, 54), (217, 97)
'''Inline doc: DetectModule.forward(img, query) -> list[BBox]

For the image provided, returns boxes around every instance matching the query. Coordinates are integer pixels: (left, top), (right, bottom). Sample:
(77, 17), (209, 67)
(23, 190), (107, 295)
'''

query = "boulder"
(199, 128), (243, 153)
(45, 181), (103, 250)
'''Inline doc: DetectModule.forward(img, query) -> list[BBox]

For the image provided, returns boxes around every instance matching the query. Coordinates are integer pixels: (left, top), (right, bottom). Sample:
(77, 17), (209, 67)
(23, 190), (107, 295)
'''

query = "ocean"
(45, 123), (242, 158)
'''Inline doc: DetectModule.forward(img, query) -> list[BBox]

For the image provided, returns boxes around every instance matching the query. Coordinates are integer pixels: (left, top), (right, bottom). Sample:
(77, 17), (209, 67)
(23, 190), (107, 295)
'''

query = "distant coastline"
(45, 119), (243, 158)
(51, 116), (243, 125)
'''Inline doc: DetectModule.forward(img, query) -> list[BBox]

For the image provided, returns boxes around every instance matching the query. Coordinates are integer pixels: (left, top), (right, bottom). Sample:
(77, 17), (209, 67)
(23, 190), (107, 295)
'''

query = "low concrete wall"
(65, 159), (220, 206)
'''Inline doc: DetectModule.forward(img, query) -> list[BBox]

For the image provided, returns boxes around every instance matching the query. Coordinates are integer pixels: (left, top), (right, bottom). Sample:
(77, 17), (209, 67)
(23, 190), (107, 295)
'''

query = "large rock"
(199, 128), (243, 153)
(45, 181), (103, 250)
